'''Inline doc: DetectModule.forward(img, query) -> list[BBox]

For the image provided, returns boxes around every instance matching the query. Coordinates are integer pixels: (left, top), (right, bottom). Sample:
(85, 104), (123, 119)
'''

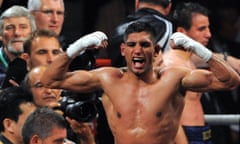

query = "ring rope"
(205, 114), (240, 125)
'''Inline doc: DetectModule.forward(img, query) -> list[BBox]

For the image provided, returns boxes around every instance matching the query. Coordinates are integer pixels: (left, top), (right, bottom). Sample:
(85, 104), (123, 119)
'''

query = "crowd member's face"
(28, 36), (62, 69)
(121, 32), (156, 75)
(11, 102), (36, 144)
(31, 0), (64, 35)
(2, 17), (32, 56)
(182, 13), (211, 46)
(30, 127), (67, 144)
(29, 66), (62, 107)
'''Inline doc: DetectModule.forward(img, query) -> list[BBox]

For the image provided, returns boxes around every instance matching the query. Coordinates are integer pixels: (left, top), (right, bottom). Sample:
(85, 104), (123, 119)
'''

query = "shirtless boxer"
(41, 22), (239, 144)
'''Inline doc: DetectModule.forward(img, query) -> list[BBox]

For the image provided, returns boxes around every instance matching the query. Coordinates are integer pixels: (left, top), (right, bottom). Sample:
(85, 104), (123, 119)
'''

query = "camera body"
(59, 96), (98, 122)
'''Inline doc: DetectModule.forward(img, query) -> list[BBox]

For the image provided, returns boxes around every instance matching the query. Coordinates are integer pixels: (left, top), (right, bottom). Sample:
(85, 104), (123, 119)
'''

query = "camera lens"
(65, 101), (98, 122)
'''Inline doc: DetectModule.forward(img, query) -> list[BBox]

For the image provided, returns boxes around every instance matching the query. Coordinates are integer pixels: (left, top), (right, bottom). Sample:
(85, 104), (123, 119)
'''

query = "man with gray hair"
(27, 0), (64, 36)
(0, 5), (36, 87)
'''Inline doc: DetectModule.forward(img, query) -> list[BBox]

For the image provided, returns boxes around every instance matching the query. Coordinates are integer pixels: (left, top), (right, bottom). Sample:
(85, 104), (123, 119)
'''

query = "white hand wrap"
(66, 31), (108, 58)
(170, 32), (212, 62)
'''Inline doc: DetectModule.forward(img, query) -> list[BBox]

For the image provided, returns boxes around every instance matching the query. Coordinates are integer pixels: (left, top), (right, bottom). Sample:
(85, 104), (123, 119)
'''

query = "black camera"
(59, 96), (98, 122)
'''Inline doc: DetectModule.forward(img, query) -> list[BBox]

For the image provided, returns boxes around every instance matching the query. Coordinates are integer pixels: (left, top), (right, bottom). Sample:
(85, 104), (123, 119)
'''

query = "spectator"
(22, 65), (62, 108)
(0, 6), (36, 88)
(0, 86), (36, 144)
(27, 0), (96, 71)
(22, 107), (67, 144)
(2, 29), (62, 88)
(23, 29), (62, 70)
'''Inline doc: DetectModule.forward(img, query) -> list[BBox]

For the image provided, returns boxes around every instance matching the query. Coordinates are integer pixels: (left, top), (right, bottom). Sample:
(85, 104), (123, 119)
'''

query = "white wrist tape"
(66, 31), (108, 58)
(170, 32), (212, 62)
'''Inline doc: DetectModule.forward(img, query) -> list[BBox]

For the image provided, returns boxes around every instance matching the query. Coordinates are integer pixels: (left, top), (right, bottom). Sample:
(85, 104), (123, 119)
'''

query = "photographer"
(21, 65), (96, 144)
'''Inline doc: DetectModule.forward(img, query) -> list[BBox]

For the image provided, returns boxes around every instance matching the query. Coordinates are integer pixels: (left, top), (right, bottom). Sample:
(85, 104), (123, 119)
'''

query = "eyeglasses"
(34, 10), (64, 17)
